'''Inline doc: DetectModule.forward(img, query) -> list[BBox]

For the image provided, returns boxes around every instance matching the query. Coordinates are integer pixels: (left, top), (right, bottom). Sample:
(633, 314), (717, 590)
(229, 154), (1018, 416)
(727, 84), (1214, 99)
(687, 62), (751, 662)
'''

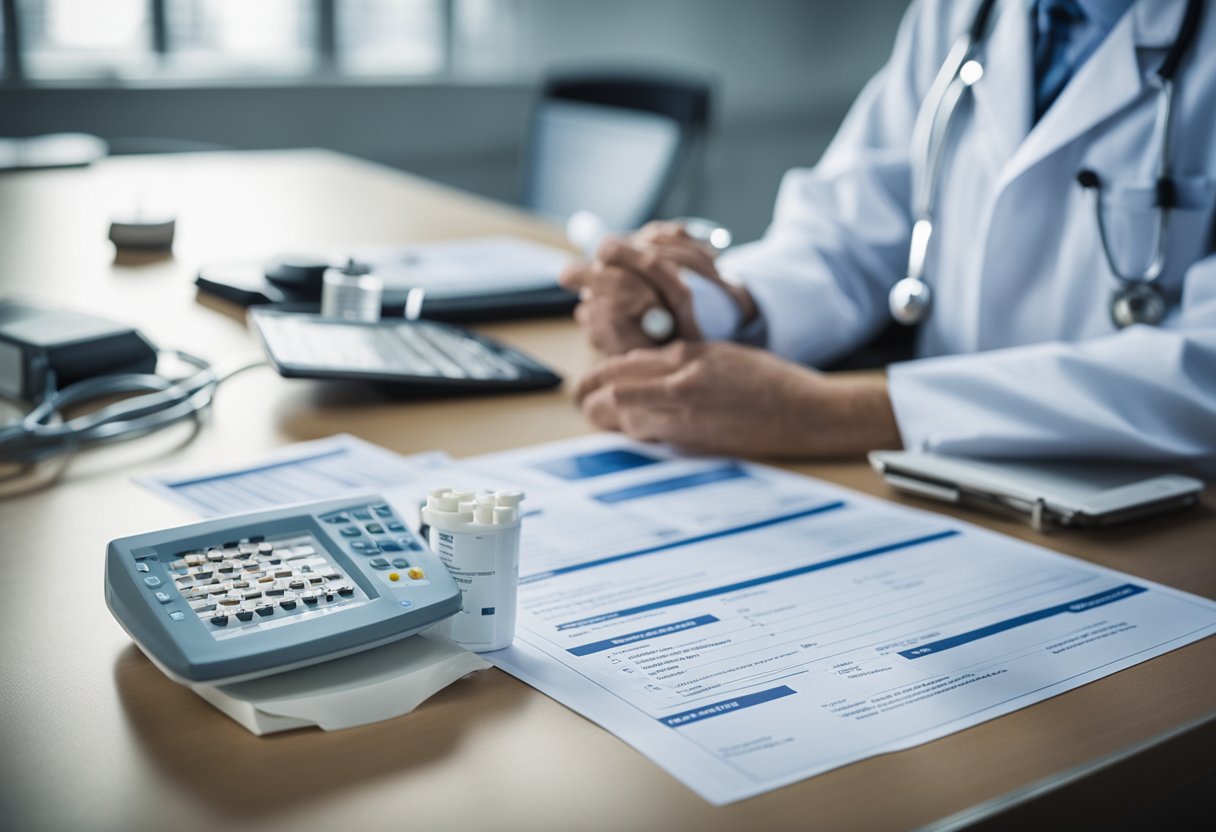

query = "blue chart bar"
(660, 686), (797, 728)
(555, 529), (959, 631)
(593, 465), (749, 504)
(898, 583), (1148, 659)
(568, 615), (720, 656)
(533, 449), (661, 481)
(520, 501), (846, 585)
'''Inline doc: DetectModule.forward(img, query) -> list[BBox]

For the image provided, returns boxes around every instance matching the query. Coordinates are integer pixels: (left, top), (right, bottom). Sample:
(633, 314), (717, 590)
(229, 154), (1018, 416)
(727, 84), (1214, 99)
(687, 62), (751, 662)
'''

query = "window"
(0, 0), (515, 83)
(18, 0), (154, 78)
(338, 0), (444, 76)
(168, 0), (316, 75)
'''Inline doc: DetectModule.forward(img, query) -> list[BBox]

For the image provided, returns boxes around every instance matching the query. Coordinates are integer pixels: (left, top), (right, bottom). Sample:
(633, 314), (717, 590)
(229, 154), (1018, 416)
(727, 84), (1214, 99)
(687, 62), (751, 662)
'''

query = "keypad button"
(365, 523), (384, 534)
(368, 558), (390, 570)
(143, 576), (162, 588)
(375, 505), (393, 518)
(279, 599), (298, 610)
(352, 509), (372, 520)
(236, 610), (254, 622)
(337, 585), (355, 596)
(391, 558), (409, 569)
(387, 521), (406, 532)
(255, 604), (274, 617)
(406, 540), (424, 551)
(407, 567), (425, 580)
(379, 541), (402, 552)
(136, 562), (150, 573)
(169, 611), (187, 621)
(302, 594), (320, 605)
(325, 514), (350, 524)
(210, 614), (229, 626)
(340, 527), (362, 538)
(154, 591), (172, 604)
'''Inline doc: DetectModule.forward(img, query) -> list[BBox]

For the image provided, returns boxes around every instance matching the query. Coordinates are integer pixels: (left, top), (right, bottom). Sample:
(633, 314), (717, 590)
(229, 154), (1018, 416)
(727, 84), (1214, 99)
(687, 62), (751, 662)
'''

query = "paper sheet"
(434, 434), (1216, 805)
(350, 236), (569, 298)
(137, 434), (450, 517)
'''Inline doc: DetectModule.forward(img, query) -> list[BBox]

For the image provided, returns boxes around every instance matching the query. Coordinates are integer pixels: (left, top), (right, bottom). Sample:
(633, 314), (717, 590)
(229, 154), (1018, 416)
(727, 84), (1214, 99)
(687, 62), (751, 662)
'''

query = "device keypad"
(168, 532), (364, 637)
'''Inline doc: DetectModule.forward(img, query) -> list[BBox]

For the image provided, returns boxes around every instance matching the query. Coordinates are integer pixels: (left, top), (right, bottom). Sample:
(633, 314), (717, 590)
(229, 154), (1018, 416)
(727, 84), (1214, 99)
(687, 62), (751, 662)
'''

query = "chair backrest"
(521, 72), (712, 232)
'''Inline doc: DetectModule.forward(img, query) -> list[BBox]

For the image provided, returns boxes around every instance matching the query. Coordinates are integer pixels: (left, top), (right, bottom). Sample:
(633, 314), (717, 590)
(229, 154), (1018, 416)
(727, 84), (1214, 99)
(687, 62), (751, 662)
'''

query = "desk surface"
(0, 150), (1212, 832)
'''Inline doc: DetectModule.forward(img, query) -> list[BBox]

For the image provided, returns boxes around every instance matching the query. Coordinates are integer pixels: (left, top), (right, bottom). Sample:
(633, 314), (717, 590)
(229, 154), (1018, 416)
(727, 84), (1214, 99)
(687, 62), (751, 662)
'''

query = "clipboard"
(869, 451), (1204, 531)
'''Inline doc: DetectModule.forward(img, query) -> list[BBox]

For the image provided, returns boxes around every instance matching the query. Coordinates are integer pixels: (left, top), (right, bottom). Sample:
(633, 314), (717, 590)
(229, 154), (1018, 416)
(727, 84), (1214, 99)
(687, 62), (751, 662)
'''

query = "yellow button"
(388, 572), (400, 582)
(407, 567), (425, 580)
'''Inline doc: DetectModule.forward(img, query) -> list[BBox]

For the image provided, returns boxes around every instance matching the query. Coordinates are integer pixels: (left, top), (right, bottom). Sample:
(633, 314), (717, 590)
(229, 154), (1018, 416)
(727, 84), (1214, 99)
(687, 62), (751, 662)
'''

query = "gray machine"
(105, 495), (461, 685)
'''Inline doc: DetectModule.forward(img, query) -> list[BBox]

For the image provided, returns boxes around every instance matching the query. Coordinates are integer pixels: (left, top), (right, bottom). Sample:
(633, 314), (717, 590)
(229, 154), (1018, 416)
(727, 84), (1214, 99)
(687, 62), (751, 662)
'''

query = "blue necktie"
(1033, 0), (1086, 121)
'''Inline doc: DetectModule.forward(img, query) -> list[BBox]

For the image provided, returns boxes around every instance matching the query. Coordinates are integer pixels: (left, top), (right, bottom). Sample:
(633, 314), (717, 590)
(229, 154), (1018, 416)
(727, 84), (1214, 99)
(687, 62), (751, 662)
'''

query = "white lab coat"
(717, 0), (1216, 474)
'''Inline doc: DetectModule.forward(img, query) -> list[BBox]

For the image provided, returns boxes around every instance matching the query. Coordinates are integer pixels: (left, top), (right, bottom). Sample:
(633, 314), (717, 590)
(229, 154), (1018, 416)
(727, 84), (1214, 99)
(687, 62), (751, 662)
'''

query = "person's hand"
(559, 221), (756, 356)
(576, 340), (902, 458)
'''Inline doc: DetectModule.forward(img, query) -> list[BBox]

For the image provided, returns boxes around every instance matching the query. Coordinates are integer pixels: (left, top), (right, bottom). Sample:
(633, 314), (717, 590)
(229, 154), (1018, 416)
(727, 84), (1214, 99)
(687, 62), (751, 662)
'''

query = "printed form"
(447, 435), (1216, 805)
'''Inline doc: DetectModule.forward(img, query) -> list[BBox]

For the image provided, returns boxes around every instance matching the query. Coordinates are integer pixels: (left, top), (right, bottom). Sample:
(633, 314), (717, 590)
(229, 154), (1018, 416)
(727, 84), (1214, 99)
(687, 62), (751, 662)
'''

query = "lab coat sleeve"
(888, 252), (1216, 475)
(716, 0), (952, 367)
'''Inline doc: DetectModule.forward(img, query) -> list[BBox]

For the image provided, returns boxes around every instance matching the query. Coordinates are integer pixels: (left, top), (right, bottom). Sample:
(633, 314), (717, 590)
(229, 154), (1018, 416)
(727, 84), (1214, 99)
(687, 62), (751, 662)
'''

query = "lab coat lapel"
(995, 1), (1153, 192)
(969, 0), (1033, 171)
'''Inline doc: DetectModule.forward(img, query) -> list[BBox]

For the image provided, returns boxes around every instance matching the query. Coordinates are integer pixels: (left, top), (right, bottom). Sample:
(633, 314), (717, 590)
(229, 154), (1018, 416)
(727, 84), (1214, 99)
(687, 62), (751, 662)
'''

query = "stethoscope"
(888, 0), (1203, 330)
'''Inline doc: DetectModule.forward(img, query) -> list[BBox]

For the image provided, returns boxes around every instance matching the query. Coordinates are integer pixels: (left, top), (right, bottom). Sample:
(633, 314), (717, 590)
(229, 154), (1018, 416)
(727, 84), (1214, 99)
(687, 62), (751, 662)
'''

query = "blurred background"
(0, 0), (909, 242)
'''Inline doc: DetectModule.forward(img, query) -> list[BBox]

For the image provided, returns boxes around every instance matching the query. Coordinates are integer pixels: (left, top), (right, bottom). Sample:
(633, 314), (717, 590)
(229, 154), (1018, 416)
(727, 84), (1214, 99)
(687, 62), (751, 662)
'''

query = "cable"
(0, 350), (266, 464)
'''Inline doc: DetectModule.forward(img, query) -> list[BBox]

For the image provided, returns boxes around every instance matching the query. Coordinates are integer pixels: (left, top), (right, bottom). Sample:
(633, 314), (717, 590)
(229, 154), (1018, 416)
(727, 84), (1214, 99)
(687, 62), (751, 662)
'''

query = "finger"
(580, 385), (622, 432)
(635, 221), (689, 245)
(649, 240), (722, 288)
(558, 258), (591, 291)
(617, 404), (684, 443)
(597, 239), (699, 339)
(580, 295), (660, 356)
(576, 346), (688, 402)
(580, 384), (683, 441)
(609, 377), (684, 409)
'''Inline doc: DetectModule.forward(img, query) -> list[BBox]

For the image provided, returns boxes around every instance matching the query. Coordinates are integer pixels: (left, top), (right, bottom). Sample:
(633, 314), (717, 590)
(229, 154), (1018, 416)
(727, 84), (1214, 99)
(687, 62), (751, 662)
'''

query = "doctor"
(561, 0), (1216, 473)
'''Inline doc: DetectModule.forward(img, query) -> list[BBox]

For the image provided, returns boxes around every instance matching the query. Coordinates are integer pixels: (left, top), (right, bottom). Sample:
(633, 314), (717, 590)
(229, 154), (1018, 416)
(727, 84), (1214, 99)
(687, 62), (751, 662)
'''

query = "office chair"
(521, 71), (713, 232)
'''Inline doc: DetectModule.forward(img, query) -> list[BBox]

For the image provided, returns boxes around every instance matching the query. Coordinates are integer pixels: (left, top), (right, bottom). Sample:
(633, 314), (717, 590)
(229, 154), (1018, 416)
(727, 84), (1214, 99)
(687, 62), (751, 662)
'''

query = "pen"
(565, 211), (733, 344)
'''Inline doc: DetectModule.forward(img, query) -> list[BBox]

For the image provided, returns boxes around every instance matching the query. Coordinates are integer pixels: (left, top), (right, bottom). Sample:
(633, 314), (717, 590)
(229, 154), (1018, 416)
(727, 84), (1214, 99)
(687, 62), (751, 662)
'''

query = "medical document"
(443, 435), (1216, 805)
(138, 434), (451, 517)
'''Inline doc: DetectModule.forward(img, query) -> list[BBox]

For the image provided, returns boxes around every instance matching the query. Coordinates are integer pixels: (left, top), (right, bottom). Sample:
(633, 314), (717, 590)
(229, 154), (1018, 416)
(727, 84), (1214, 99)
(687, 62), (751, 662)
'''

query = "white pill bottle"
(422, 488), (524, 652)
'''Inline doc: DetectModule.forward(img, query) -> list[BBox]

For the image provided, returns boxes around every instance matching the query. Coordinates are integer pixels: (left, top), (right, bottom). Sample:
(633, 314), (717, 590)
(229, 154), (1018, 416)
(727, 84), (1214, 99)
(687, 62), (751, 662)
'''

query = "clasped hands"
(559, 222), (901, 458)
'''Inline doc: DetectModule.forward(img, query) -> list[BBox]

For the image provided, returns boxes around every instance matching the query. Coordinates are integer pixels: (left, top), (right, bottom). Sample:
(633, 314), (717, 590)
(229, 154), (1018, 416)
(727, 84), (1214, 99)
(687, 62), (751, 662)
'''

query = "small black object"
(264, 256), (334, 293)
(1076, 169), (1100, 189)
(0, 300), (158, 402)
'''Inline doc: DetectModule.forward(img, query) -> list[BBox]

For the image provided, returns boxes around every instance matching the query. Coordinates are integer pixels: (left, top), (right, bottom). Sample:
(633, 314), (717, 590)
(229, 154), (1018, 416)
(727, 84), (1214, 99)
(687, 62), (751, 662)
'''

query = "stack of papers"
(141, 434), (1216, 804)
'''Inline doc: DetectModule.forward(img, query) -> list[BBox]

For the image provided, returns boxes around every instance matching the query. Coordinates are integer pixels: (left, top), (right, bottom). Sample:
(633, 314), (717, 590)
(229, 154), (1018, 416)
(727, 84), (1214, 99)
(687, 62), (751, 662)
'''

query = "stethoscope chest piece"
(1110, 283), (1167, 329)
(889, 276), (933, 325)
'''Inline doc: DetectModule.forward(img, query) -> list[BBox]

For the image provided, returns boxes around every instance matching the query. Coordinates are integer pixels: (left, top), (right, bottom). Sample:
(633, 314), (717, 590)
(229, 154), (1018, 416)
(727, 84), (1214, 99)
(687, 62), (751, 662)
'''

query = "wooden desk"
(0, 150), (1212, 832)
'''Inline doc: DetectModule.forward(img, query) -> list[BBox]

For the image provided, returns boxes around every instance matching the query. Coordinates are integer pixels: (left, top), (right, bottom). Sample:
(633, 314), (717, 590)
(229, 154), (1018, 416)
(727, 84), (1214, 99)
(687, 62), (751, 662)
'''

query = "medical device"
(105, 494), (461, 685)
(0, 300), (260, 464)
(422, 488), (525, 652)
(889, 0), (1203, 329)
